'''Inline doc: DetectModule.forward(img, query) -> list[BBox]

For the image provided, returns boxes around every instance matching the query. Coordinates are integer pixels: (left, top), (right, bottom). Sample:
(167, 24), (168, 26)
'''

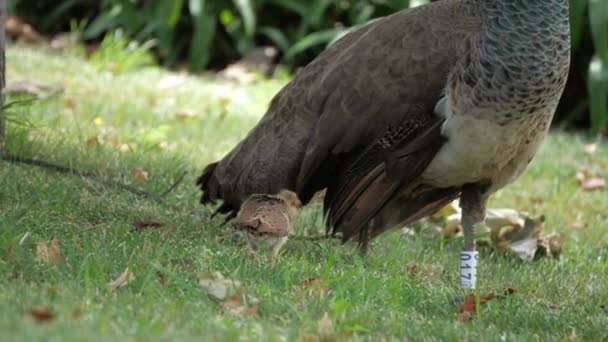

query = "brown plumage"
(235, 190), (301, 258)
(198, 0), (571, 253)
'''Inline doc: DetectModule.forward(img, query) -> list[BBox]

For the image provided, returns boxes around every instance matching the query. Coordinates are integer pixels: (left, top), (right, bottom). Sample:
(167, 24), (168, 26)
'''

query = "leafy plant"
(586, 0), (608, 132)
(88, 30), (155, 74)
(7, 0), (608, 131)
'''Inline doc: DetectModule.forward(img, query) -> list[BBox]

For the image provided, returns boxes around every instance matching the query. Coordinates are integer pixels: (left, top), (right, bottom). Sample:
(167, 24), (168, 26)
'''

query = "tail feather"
(197, 162), (219, 204)
(197, 162), (240, 217)
(324, 118), (453, 245)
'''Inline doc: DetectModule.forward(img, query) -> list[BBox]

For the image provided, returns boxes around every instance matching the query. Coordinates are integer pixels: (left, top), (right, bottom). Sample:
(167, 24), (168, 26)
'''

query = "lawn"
(1, 46), (607, 341)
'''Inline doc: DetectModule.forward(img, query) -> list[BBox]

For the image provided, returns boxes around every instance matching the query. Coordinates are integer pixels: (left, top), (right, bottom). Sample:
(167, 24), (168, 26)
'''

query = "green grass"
(1, 46), (608, 341)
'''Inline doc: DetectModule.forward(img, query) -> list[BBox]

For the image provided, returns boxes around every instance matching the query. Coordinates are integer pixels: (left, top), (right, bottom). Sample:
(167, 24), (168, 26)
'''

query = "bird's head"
(276, 190), (302, 209)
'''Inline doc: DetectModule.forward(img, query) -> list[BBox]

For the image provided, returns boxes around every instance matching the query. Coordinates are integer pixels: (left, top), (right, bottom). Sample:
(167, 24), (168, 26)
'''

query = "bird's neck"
(469, 0), (570, 46)
(447, 0), (571, 122)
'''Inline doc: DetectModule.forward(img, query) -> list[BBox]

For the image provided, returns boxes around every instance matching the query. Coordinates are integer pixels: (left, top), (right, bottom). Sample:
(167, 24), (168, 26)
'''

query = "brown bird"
(234, 190), (301, 258)
(199, 0), (570, 288)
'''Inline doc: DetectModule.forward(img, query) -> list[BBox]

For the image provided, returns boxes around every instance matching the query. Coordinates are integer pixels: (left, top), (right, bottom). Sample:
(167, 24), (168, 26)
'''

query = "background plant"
(7, 0), (607, 131)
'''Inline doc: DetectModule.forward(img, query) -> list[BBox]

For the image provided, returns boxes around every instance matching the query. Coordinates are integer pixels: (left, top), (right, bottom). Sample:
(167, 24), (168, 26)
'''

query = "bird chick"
(234, 190), (301, 259)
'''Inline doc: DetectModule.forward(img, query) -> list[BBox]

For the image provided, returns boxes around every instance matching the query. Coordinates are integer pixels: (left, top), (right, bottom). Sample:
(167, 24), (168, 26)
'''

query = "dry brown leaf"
(583, 143), (598, 155)
(175, 109), (198, 121)
(538, 233), (563, 259)
(158, 75), (186, 90)
(300, 333), (321, 342)
(530, 195), (544, 206)
(581, 177), (606, 191)
(130, 167), (150, 181)
(160, 226), (178, 237)
(72, 306), (83, 320)
(6, 16), (46, 44)
(317, 312), (334, 335)
(199, 272), (243, 301)
(410, 264), (419, 278)
(36, 238), (62, 266)
(5, 80), (64, 98)
(445, 208), (561, 261)
(430, 201), (459, 221)
(458, 289), (515, 321)
(299, 278), (331, 297)
(576, 170), (606, 191)
(29, 307), (55, 322)
(108, 267), (135, 291)
(571, 212), (585, 230)
(131, 220), (165, 233)
(222, 294), (259, 317)
(458, 293), (496, 321)
(158, 272), (168, 287)
(108, 135), (121, 148)
(11, 271), (24, 281)
(86, 135), (102, 148)
(458, 294), (478, 321)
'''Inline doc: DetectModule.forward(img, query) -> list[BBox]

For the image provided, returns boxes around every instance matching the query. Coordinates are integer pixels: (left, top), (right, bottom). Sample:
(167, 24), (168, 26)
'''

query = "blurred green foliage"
(7, 0), (608, 132)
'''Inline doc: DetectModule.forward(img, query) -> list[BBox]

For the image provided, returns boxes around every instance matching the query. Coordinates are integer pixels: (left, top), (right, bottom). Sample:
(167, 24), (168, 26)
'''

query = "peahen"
(198, 0), (571, 289)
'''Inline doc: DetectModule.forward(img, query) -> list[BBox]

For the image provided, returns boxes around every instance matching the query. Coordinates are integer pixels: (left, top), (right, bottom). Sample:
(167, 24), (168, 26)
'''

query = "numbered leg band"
(460, 251), (478, 289)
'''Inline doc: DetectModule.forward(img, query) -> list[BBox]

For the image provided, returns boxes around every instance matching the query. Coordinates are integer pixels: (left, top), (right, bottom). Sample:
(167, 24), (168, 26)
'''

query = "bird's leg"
(244, 233), (257, 261)
(459, 183), (490, 290)
(270, 236), (288, 259)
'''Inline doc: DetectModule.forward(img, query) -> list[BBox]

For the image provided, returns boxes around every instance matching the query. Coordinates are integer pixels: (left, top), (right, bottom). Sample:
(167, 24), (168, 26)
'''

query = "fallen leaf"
(566, 330), (580, 342)
(583, 143), (598, 155)
(456, 295), (479, 321)
(503, 288), (516, 296)
(220, 64), (258, 83)
(199, 272), (243, 301)
(131, 221), (165, 233)
(108, 135), (121, 148)
(581, 177), (606, 191)
(571, 212), (585, 230)
(199, 273), (260, 316)
(222, 294), (259, 317)
(158, 75), (186, 90)
(458, 289), (515, 321)
(430, 201), (459, 221)
(130, 167), (150, 181)
(317, 312), (334, 335)
(6, 16), (46, 44)
(29, 308), (55, 322)
(5, 80), (64, 98)
(11, 271), (24, 281)
(36, 238), (62, 266)
(576, 170), (606, 191)
(119, 144), (131, 153)
(537, 233), (563, 259)
(530, 195), (544, 206)
(160, 226), (178, 236)
(86, 135), (102, 148)
(408, 262), (418, 278)
(444, 208), (521, 241)
(444, 207), (561, 262)
(50, 32), (79, 51)
(299, 278), (331, 297)
(158, 141), (171, 151)
(158, 272), (168, 287)
(300, 334), (321, 342)
(458, 294), (495, 321)
(509, 238), (539, 261)
(108, 267), (135, 291)
(175, 109), (198, 121)
(495, 215), (561, 261)
(72, 306), (83, 320)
